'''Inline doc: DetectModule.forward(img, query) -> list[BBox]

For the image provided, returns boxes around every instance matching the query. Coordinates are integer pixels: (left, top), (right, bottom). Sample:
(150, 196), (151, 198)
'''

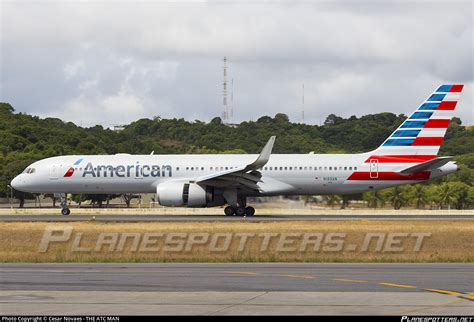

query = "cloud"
(1, 1), (472, 126)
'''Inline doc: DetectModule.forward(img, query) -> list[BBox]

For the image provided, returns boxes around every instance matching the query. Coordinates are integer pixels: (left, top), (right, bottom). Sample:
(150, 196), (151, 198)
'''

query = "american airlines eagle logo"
(63, 158), (83, 177)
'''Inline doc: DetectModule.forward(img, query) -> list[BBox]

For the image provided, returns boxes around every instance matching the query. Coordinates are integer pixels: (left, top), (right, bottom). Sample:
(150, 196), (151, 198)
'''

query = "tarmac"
(1, 263), (473, 315)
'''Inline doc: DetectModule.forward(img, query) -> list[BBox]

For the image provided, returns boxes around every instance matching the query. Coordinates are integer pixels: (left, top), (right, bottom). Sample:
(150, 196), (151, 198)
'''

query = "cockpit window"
(22, 168), (36, 174)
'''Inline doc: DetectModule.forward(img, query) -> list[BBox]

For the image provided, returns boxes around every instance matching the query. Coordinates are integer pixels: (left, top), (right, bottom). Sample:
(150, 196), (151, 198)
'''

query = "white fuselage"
(11, 152), (457, 197)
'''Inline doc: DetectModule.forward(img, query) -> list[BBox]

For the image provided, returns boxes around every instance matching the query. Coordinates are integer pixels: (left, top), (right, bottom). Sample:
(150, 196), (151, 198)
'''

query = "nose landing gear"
(55, 193), (70, 216)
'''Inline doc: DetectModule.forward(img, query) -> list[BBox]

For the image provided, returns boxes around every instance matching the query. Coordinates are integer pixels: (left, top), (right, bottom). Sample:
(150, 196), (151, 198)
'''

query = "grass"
(0, 221), (473, 263)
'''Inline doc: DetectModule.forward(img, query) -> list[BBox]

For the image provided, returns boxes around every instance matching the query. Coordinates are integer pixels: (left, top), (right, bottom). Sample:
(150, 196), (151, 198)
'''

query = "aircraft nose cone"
(10, 175), (25, 191)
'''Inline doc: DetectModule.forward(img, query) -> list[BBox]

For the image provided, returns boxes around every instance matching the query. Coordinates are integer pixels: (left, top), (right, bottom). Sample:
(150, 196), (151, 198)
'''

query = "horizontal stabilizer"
(400, 156), (453, 175)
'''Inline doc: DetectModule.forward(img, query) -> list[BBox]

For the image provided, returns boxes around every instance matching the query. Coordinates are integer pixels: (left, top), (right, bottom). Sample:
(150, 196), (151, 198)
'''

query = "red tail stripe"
(347, 171), (431, 181)
(437, 101), (457, 110)
(411, 137), (444, 146)
(364, 155), (437, 163)
(449, 84), (464, 92)
(424, 119), (450, 128)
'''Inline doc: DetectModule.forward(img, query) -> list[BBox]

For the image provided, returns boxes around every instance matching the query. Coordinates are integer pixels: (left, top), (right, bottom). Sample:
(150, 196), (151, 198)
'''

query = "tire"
(61, 208), (70, 216)
(235, 207), (246, 216)
(224, 206), (235, 216)
(245, 206), (255, 216)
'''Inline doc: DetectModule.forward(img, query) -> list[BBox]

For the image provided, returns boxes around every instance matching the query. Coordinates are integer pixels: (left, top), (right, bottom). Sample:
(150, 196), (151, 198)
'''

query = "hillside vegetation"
(1, 102), (472, 209)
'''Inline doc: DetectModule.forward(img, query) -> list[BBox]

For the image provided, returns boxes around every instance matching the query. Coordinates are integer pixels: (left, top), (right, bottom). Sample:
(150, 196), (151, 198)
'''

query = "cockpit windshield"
(22, 168), (36, 174)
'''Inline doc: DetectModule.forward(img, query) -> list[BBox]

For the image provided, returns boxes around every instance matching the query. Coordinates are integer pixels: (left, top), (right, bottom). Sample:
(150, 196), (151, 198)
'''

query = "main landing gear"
(224, 205), (255, 216)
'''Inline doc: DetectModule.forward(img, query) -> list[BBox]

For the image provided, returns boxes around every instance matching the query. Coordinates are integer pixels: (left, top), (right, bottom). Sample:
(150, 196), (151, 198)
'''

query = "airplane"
(11, 84), (463, 216)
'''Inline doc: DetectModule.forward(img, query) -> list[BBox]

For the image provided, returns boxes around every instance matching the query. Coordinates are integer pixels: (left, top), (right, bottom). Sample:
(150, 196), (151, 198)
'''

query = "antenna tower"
(221, 57), (229, 123)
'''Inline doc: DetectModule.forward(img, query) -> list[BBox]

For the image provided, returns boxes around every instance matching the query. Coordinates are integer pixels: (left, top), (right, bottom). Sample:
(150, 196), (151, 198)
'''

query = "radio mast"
(221, 57), (229, 124)
(301, 83), (305, 124)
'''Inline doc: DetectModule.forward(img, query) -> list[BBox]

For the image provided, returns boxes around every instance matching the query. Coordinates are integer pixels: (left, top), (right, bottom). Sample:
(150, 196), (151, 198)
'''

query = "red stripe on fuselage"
(347, 171), (431, 181)
(437, 101), (457, 110)
(364, 155), (437, 163)
(424, 119), (450, 128)
(411, 137), (444, 146)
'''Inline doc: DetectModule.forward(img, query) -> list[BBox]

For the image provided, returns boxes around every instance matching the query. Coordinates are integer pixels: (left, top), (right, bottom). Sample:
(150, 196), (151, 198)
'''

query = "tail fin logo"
(63, 158), (83, 177)
(371, 84), (464, 160)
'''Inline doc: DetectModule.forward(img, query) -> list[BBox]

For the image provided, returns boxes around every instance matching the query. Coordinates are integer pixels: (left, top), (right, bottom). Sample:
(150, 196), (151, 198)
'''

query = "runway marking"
(459, 294), (474, 301)
(279, 274), (318, 279)
(424, 288), (464, 296)
(394, 298), (466, 315)
(222, 271), (259, 276)
(379, 282), (417, 289)
(333, 278), (368, 283)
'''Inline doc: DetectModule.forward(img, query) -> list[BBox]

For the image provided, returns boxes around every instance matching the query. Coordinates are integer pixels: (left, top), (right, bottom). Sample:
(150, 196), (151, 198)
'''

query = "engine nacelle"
(156, 181), (223, 207)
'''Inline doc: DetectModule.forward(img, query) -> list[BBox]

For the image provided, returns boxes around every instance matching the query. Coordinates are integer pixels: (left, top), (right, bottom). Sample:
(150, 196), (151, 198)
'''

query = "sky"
(1, 0), (473, 127)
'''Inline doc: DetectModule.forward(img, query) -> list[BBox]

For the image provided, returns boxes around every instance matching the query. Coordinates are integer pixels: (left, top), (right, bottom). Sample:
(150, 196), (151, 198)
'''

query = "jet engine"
(156, 181), (224, 207)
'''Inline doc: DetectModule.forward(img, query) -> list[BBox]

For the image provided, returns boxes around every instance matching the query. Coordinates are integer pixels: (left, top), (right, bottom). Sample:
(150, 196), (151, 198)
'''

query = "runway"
(1, 263), (473, 315)
(1, 214), (473, 222)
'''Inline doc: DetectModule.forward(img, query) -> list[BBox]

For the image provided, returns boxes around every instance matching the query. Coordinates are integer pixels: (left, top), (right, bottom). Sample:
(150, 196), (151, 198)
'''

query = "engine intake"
(156, 181), (221, 207)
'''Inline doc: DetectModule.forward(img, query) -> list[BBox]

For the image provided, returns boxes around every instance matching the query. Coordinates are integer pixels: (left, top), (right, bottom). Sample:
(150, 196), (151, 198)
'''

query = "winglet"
(247, 136), (276, 170)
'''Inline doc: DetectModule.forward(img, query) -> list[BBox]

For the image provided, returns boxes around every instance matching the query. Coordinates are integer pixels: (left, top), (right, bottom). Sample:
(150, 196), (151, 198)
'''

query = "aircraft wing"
(399, 156), (453, 175)
(195, 136), (291, 193)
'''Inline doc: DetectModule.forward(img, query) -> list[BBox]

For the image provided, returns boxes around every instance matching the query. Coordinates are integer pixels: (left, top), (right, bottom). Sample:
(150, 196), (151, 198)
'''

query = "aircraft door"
(369, 159), (379, 179)
(50, 164), (58, 180)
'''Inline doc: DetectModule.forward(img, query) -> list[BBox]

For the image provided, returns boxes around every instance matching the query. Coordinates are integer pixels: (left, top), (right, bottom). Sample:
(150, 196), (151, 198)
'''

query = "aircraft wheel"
(61, 208), (70, 216)
(245, 206), (255, 216)
(235, 207), (246, 216)
(224, 206), (235, 216)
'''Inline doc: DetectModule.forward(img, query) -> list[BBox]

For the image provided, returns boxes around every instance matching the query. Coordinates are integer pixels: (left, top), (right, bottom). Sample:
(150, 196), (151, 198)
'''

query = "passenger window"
(329, 167), (332, 170)
(354, 166), (358, 170)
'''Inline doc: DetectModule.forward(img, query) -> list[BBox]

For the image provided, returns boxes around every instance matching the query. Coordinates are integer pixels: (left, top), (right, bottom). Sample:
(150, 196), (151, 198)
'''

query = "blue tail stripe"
(383, 139), (415, 146)
(437, 85), (453, 92)
(427, 94), (446, 101)
(400, 121), (426, 128)
(418, 103), (440, 110)
(410, 112), (433, 119)
(391, 130), (421, 137)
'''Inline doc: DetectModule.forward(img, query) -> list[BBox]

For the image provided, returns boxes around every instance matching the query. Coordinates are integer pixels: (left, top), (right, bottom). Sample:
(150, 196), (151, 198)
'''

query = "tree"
(451, 182), (471, 210)
(435, 183), (457, 209)
(363, 190), (386, 209)
(411, 184), (428, 209)
(386, 186), (411, 210)
(322, 195), (341, 209)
